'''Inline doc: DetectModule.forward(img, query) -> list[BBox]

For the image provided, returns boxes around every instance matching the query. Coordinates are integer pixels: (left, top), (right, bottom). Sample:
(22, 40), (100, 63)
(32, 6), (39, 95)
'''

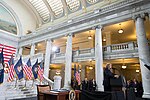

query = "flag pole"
(14, 77), (18, 89)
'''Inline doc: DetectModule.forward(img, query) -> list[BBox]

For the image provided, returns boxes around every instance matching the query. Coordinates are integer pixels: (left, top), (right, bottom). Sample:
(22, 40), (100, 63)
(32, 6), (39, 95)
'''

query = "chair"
(37, 85), (51, 100)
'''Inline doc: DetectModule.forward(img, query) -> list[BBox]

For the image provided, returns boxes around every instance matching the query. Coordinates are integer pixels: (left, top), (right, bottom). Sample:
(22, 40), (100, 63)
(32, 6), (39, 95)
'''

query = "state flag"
(14, 57), (23, 80)
(0, 48), (4, 84)
(32, 59), (38, 79)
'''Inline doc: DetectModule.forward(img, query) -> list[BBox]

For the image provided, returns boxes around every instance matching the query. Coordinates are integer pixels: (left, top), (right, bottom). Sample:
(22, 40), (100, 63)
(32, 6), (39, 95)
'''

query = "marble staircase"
(0, 74), (39, 100)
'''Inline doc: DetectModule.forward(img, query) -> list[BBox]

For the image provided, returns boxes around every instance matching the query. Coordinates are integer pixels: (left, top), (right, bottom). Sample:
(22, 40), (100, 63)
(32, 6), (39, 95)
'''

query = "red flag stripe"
(7, 65), (15, 82)
(0, 44), (16, 49)
(0, 44), (16, 63)
(23, 62), (33, 80)
(38, 66), (44, 81)
(76, 71), (81, 85)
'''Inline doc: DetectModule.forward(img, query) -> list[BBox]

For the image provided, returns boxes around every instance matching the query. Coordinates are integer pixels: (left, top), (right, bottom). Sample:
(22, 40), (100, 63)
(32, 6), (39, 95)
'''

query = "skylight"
(86, 0), (99, 4)
(28, 0), (50, 22)
(66, 0), (80, 12)
(46, 0), (63, 17)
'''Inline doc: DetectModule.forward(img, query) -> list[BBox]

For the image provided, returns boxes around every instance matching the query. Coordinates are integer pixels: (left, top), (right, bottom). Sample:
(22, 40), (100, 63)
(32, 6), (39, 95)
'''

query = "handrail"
(43, 75), (54, 88)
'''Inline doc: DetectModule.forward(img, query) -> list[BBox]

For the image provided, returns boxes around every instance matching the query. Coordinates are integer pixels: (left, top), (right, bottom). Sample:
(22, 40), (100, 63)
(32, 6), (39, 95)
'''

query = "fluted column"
(134, 14), (150, 99)
(81, 65), (86, 81)
(44, 39), (52, 78)
(95, 26), (104, 91)
(63, 34), (72, 89)
(30, 43), (35, 56)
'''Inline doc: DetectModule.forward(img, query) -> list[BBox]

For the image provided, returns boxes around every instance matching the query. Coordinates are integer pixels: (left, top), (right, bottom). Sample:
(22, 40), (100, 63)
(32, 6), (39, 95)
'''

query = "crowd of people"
(126, 79), (143, 97)
(71, 78), (97, 92)
(71, 63), (143, 98)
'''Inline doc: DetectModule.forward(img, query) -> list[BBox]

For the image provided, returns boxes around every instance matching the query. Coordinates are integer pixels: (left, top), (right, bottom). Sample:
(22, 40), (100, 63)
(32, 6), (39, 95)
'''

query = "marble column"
(95, 26), (104, 91)
(81, 65), (86, 81)
(18, 47), (23, 55)
(44, 39), (52, 78)
(63, 34), (72, 90)
(105, 31), (112, 45)
(134, 14), (150, 99)
(30, 43), (35, 56)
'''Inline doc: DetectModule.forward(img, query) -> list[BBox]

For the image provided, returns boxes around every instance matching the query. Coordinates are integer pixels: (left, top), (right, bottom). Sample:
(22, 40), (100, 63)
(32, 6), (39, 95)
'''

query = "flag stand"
(23, 78), (27, 89)
(14, 77), (17, 89)
(31, 79), (34, 89)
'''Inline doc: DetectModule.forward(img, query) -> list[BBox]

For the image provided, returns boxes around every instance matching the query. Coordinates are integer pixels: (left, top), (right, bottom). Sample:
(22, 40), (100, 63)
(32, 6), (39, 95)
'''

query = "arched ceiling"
(23, 0), (108, 24)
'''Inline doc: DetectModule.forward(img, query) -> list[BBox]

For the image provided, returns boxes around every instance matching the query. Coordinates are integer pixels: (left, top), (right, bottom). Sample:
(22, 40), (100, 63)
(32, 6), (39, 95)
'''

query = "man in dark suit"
(82, 78), (89, 91)
(89, 79), (97, 92)
(103, 63), (119, 91)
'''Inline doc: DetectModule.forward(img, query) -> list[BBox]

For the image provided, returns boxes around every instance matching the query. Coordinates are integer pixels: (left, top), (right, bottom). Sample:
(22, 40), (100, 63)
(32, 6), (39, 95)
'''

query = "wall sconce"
(118, 24), (124, 34)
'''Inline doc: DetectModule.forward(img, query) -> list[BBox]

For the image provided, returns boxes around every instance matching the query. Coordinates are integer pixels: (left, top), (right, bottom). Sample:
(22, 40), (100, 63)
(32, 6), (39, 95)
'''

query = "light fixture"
(52, 46), (58, 52)
(89, 66), (93, 70)
(136, 69), (140, 73)
(103, 38), (106, 42)
(122, 65), (127, 69)
(35, 48), (37, 51)
(88, 30), (92, 39)
(118, 24), (124, 34)
(79, 69), (81, 72)
(122, 59), (126, 69)
(88, 35), (92, 39)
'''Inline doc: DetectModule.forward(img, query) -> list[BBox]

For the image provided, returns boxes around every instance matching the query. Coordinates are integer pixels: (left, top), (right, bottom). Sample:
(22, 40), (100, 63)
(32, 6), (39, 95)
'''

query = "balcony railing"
(51, 41), (149, 62)
(103, 41), (138, 52)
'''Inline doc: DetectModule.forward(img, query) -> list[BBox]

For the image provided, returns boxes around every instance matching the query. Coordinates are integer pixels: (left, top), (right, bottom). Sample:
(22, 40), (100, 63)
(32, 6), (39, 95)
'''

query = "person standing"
(82, 78), (89, 91)
(133, 78), (139, 97)
(89, 79), (97, 92)
(103, 63), (119, 91)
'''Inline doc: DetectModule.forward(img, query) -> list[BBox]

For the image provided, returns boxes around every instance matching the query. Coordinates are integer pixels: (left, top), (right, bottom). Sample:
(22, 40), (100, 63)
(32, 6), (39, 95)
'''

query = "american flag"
(38, 61), (44, 81)
(23, 58), (33, 80)
(7, 55), (15, 82)
(76, 71), (81, 85)
(0, 44), (16, 65)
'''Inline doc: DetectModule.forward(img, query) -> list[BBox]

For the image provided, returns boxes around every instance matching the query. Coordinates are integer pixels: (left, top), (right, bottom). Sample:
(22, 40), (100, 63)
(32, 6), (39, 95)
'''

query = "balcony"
(23, 41), (149, 64)
(51, 41), (145, 63)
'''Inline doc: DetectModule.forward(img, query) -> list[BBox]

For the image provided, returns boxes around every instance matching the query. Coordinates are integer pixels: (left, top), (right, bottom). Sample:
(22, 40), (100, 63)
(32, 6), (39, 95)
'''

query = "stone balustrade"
(51, 41), (149, 63)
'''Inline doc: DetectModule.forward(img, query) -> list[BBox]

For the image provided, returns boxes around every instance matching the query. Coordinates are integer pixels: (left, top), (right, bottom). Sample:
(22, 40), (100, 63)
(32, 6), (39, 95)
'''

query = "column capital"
(132, 13), (148, 21)
(92, 25), (103, 30)
(30, 43), (35, 46)
(66, 33), (73, 37)
(45, 38), (52, 42)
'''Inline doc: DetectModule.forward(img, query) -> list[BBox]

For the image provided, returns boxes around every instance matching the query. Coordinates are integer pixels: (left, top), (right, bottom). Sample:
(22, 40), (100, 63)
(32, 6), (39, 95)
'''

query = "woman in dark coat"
(103, 63), (119, 91)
